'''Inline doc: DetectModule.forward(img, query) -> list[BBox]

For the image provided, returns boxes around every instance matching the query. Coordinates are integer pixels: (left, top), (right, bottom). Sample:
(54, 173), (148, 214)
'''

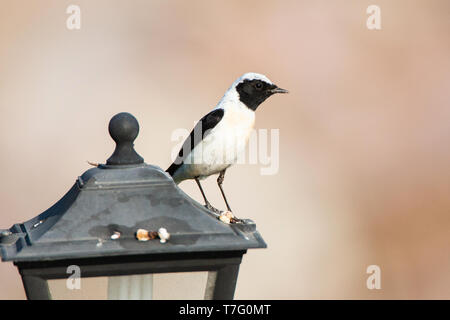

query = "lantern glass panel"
(48, 277), (109, 300)
(46, 271), (211, 300)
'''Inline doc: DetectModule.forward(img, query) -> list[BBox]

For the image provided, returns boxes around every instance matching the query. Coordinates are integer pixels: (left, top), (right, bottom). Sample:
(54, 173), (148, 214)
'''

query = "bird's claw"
(230, 216), (243, 223)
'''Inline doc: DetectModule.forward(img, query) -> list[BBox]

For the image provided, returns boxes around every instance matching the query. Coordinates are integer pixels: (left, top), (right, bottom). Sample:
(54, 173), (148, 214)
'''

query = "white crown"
(232, 72), (273, 88)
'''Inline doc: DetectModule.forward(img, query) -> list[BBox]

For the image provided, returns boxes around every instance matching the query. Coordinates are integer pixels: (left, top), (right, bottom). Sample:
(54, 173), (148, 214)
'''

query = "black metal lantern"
(0, 112), (266, 300)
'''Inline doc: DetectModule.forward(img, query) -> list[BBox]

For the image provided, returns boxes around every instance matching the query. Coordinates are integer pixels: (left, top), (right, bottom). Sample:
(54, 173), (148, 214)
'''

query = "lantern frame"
(16, 250), (245, 300)
(0, 112), (266, 300)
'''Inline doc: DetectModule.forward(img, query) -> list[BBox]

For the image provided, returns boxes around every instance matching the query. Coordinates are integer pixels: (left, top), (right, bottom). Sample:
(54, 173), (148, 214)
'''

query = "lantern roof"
(0, 113), (266, 262)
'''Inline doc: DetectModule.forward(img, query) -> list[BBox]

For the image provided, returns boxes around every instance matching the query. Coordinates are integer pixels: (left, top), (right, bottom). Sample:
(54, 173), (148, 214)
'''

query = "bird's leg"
(217, 170), (242, 223)
(217, 170), (232, 212)
(195, 177), (222, 214)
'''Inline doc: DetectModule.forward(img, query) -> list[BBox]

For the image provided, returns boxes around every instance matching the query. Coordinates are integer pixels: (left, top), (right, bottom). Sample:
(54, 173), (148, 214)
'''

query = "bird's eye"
(255, 82), (263, 89)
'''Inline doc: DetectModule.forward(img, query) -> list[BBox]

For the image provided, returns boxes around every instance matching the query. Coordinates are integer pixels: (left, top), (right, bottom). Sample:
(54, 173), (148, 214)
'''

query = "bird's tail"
(166, 163), (181, 184)
(166, 163), (178, 177)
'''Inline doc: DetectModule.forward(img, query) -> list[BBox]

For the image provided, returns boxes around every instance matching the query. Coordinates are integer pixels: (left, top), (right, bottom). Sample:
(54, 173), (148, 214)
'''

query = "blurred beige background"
(1, 0), (449, 299)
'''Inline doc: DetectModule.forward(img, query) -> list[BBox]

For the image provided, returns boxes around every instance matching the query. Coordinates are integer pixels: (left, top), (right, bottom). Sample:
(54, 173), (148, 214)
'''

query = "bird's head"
(231, 72), (288, 111)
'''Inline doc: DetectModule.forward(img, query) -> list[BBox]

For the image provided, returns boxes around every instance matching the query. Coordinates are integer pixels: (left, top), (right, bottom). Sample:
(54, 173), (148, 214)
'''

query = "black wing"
(166, 108), (225, 176)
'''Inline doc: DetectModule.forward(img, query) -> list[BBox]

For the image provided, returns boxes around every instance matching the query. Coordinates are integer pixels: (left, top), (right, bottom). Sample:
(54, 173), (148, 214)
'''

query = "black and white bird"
(166, 72), (288, 216)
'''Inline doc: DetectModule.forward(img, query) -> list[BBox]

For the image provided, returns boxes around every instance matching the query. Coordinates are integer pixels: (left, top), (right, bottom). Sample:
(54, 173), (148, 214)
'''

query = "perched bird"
(166, 72), (288, 216)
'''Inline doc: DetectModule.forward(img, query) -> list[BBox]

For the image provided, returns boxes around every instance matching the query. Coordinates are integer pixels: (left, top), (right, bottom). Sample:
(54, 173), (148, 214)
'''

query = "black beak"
(270, 86), (289, 94)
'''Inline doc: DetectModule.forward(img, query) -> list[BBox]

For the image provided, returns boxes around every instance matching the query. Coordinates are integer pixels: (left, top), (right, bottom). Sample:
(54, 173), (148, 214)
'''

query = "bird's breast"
(220, 104), (255, 140)
(182, 105), (255, 177)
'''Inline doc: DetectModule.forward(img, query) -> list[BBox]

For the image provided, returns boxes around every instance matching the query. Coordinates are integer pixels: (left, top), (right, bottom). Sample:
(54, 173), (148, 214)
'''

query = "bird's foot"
(204, 203), (243, 224)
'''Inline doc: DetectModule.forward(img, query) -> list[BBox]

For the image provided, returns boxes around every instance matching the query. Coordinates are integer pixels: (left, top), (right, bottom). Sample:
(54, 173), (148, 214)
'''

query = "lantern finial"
(106, 112), (144, 165)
